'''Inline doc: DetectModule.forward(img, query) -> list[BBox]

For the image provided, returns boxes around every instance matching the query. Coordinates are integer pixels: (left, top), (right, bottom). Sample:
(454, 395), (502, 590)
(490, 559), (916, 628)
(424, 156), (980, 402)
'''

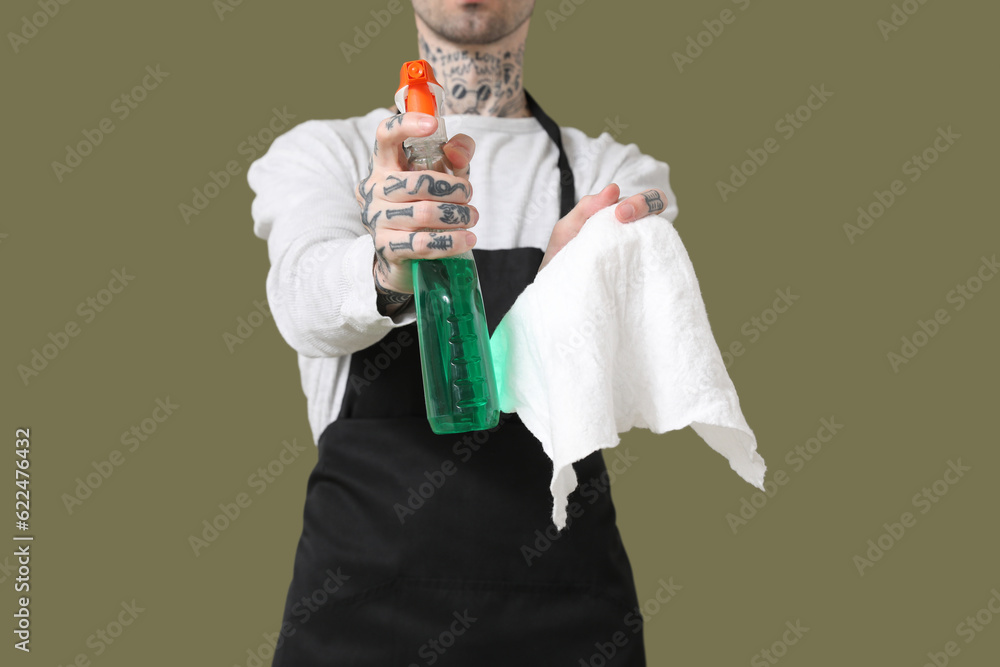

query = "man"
(248, 1), (677, 664)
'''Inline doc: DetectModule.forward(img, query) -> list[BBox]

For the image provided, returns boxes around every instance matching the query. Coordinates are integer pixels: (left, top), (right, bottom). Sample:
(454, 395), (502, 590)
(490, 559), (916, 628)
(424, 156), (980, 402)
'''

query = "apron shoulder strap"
(524, 90), (577, 220)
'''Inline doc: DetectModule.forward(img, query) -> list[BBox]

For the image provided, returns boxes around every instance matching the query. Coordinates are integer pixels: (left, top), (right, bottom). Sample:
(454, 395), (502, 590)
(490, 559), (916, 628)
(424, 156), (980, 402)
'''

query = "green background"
(4, 0), (997, 664)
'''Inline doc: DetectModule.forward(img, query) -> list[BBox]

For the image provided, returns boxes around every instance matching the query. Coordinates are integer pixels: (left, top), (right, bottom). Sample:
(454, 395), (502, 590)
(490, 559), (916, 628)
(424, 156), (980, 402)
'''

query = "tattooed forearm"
(386, 206), (414, 219)
(408, 174), (468, 198)
(377, 289), (413, 305)
(643, 191), (665, 213)
(372, 251), (412, 316)
(375, 281), (413, 315)
(383, 175), (407, 195)
(375, 282), (412, 304)
(438, 203), (470, 224)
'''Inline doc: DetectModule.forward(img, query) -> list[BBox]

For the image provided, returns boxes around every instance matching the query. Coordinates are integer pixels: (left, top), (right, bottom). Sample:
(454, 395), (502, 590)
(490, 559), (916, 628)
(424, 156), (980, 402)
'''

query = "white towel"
(489, 204), (767, 530)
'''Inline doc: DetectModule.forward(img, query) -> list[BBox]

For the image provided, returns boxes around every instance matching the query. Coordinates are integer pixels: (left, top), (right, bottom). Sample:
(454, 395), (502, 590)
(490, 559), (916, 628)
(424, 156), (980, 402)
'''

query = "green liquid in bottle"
(413, 252), (500, 434)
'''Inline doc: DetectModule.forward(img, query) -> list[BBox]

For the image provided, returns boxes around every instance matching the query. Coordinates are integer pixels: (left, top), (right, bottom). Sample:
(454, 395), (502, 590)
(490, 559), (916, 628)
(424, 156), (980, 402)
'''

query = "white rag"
(489, 204), (767, 529)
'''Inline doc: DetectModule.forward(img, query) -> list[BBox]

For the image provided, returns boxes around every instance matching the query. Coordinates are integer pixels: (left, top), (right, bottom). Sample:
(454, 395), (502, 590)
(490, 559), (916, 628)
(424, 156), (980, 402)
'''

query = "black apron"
(270, 93), (646, 666)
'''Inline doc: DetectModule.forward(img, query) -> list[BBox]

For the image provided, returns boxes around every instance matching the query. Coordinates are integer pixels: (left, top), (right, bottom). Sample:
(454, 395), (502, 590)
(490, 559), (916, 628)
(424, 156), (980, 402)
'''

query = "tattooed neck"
(416, 32), (530, 118)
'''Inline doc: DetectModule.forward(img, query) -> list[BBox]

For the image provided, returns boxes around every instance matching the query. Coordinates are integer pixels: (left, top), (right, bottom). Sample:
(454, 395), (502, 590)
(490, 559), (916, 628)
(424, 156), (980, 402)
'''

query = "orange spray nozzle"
(395, 59), (445, 116)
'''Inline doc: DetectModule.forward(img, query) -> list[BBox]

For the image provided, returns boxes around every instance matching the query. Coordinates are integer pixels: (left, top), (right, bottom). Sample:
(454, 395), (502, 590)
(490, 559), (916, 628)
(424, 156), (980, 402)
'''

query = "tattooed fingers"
(374, 228), (477, 264)
(374, 111), (439, 171)
(614, 188), (670, 223)
(379, 201), (477, 227)
(371, 225), (478, 304)
(362, 200), (478, 234)
(407, 174), (469, 199)
(436, 203), (472, 225)
(363, 113), (481, 309)
(377, 171), (473, 204)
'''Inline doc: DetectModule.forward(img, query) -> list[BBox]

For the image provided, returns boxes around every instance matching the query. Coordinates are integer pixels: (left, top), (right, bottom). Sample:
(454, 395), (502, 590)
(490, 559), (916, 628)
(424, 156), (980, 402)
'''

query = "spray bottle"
(395, 59), (500, 434)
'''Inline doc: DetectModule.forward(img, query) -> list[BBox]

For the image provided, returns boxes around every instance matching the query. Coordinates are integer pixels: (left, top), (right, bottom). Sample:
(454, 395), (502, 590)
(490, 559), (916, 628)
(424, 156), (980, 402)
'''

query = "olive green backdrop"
(4, 0), (997, 665)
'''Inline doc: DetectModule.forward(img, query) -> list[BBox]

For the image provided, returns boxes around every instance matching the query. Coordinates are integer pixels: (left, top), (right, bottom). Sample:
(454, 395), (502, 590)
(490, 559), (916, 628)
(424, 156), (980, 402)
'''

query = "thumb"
(578, 183), (620, 218)
(566, 183), (620, 229)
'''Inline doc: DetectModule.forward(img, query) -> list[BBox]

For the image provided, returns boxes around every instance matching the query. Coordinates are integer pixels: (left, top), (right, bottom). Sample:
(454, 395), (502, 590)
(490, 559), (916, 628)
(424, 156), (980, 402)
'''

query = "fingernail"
(418, 116), (436, 131)
(618, 204), (634, 221)
(464, 231), (477, 247)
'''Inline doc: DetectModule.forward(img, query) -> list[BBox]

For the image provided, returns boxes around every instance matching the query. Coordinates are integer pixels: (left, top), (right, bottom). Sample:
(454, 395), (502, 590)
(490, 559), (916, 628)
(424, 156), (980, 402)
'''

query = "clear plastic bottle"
(397, 60), (499, 434)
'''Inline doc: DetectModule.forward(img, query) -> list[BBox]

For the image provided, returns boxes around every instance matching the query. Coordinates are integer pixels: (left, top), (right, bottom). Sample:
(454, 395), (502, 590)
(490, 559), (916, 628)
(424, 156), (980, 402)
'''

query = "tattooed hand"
(355, 111), (479, 316)
(537, 184), (671, 274)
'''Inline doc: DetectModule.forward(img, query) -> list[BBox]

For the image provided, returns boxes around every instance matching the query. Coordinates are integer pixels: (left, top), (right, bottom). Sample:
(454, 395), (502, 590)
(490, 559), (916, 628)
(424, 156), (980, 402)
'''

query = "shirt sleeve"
(247, 119), (417, 359)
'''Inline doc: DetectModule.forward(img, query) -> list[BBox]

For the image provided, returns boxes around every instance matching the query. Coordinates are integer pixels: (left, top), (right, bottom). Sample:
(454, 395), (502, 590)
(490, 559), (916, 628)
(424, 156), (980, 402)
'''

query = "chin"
(416, 0), (532, 45)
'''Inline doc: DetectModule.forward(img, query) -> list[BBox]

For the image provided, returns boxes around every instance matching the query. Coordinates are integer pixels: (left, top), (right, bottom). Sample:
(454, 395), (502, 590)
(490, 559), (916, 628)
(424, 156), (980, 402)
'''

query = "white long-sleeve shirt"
(247, 106), (680, 444)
